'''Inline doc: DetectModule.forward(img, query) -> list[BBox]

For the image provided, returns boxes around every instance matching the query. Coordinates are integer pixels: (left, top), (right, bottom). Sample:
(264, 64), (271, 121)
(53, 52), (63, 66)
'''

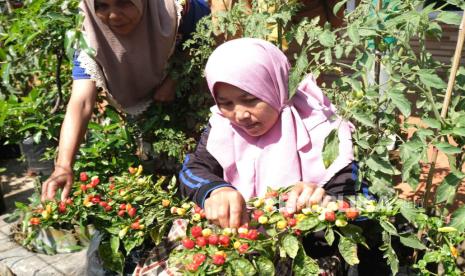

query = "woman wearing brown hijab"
(41, 0), (210, 202)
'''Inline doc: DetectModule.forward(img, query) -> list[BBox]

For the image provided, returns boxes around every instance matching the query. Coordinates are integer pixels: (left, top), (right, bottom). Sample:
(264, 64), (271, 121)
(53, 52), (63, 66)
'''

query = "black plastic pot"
(19, 137), (54, 176)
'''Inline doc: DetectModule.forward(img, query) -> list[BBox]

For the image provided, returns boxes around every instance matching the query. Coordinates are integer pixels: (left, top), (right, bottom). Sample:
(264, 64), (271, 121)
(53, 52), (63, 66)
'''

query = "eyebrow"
(216, 93), (255, 101)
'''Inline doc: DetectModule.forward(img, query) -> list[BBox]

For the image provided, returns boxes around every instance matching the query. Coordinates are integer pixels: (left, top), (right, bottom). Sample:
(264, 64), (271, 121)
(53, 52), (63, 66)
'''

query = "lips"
(241, 123), (258, 130)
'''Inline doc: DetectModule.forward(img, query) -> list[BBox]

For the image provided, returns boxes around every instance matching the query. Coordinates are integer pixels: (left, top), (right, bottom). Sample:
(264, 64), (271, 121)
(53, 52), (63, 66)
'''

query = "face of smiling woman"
(215, 82), (280, 137)
(94, 0), (142, 35)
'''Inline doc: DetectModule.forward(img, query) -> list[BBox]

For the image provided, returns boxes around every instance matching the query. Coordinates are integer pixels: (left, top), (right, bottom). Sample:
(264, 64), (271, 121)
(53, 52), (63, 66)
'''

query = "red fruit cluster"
(252, 209), (264, 221)
(90, 177), (100, 188)
(208, 234), (219, 245)
(99, 201), (112, 212)
(287, 218), (297, 227)
(212, 254), (225, 265)
(345, 208), (359, 220)
(325, 211), (336, 222)
(117, 203), (137, 217)
(58, 201), (67, 214)
(218, 235), (230, 246)
(79, 172), (88, 182)
(193, 204), (206, 219)
(182, 238), (195, 249)
(30, 217), (40, 225)
(191, 225), (203, 238)
(237, 243), (249, 254)
(90, 194), (101, 204)
(196, 236), (207, 247)
(128, 207), (136, 217)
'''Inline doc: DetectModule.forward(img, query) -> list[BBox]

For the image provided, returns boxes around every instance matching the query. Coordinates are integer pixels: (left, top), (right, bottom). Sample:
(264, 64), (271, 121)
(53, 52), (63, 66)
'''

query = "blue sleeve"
(72, 52), (91, 80)
(178, 0), (211, 43)
(179, 126), (235, 208)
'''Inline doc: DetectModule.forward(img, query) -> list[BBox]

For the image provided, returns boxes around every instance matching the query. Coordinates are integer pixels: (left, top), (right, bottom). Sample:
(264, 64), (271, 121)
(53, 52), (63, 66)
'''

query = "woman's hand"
(153, 76), (176, 102)
(204, 187), (249, 228)
(285, 182), (331, 214)
(41, 165), (73, 202)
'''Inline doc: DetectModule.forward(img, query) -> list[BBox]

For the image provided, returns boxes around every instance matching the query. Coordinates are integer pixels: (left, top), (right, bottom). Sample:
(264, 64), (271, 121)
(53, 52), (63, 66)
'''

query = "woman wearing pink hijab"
(179, 38), (357, 229)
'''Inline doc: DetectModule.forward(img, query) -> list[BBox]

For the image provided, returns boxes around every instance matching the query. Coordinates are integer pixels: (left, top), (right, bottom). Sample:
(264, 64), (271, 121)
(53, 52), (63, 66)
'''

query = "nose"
(108, 8), (123, 21)
(235, 106), (251, 121)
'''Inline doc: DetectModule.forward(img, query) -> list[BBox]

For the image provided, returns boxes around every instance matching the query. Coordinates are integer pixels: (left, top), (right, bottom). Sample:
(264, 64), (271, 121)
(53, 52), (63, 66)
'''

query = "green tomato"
(353, 90), (364, 99)
(378, 41), (387, 52)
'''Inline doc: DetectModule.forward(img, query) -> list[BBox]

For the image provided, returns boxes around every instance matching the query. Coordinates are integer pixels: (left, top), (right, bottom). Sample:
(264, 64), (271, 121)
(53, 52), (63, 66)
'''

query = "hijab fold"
(205, 38), (354, 200)
(79, 0), (179, 110)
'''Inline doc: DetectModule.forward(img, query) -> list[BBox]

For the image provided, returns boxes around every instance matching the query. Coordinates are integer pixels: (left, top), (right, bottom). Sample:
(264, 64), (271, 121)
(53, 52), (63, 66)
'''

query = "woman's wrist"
(54, 163), (73, 173)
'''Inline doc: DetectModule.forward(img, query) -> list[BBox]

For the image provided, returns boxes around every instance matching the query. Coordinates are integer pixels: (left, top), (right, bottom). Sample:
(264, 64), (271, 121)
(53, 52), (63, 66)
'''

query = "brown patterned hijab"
(79, 0), (179, 110)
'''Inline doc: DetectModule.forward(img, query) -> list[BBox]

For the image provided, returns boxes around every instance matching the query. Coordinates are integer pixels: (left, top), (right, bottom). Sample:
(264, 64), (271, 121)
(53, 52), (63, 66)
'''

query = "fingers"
(321, 195), (333, 207)
(41, 179), (50, 202)
(296, 184), (316, 212)
(287, 182), (327, 213)
(228, 196), (245, 228)
(307, 187), (325, 206)
(46, 179), (59, 201)
(286, 183), (303, 213)
(218, 203), (230, 228)
(240, 208), (250, 226)
(61, 177), (73, 202)
(204, 188), (246, 228)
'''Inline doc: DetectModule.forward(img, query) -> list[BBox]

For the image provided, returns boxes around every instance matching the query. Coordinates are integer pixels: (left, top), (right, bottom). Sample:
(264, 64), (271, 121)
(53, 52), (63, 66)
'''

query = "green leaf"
(231, 258), (257, 276)
(325, 227), (335, 246)
(338, 237), (359, 265)
(282, 234), (299, 259)
(339, 224), (366, 246)
(399, 234), (426, 250)
(397, 200), (422, 223)
(422, 251), (441, 263)
(434, 142), (462, 154)
(387, 90), (411, 117)
(98, 241), (124, 273)
(1, 63), (11, 85)
(422, 117), (441, 129)
(366, 156), (396, 175)
(334, 44), (344, 59)
(256, 256), (275, 276)
(324, 48), (332, 65)
(293, 248), (319, 276)
(289, 48), (309, 98)
(436, 172), (465, 204)
(322, 129), (339, 169)
(110, 235), (120, 254)
(436, 11), (462, 25)
(451, 127), (465, 137)
(79, 33), (96, 58)
(417, 71), (447, 89)
(380, 220), (398, 236)
(118, 226), (129, 239)
(64, 29), (77, 61)
(380, 232), (399, 275)
(319, 30), (336, 47)
(333, 0), (348, 15)
(296, 216), (320, 231)
(449, 205), (465, 231)
(33, 131), (42, 144)
(347, 24), (360, 44)
(352, 112), (376, 127)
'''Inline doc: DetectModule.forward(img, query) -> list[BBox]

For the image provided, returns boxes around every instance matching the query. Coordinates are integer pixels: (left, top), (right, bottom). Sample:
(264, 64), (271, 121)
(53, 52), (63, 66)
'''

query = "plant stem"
(423, 12), (465, 213)
(374, 0), (382, 86)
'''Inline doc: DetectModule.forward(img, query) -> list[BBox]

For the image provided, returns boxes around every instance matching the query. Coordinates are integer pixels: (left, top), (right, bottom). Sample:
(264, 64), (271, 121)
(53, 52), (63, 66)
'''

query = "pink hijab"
(205, 38), (354, 200)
